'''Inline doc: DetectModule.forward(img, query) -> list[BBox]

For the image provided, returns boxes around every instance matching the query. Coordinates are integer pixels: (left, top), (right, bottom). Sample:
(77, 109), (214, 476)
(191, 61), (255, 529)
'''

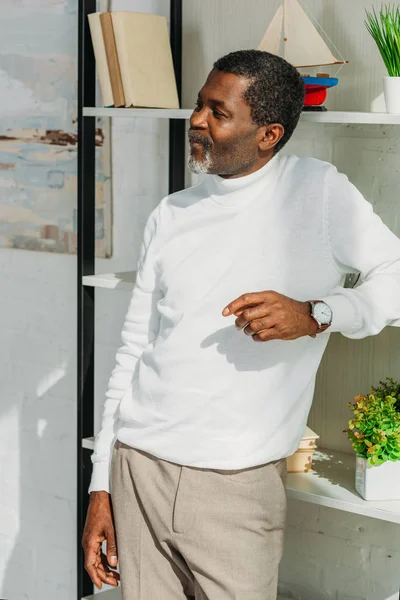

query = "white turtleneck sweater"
(89, 154), (400, 493)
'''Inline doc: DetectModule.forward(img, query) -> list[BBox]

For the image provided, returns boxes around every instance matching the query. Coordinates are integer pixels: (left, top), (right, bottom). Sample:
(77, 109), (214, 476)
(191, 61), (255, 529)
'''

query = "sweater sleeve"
(88, 202), (164, 493)
(320, 167), (400, 339)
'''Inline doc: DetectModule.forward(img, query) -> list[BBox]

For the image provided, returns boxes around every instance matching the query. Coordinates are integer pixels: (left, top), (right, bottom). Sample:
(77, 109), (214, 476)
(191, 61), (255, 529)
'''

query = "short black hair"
(213, 50), (304, 153)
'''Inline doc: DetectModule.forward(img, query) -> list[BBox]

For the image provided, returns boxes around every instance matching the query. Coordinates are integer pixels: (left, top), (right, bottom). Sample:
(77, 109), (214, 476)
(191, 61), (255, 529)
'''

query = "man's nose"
(190, 107), (208, 130)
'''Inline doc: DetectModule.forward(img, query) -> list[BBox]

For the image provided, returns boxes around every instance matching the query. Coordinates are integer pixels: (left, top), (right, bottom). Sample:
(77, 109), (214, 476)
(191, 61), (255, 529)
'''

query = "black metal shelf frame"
(77, 1), (185, 598)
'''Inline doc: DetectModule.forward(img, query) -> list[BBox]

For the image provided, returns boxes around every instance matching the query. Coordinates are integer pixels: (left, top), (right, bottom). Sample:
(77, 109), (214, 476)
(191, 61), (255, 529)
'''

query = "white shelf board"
(83, 107), (400, 124)
(82, 439), (400, 523)
(83, 107), (192, 119)
(82, 436), (95, 450)
(82, 271), (136, 291)
(287, 448), (400, 524)
(300, 111), (400, 124)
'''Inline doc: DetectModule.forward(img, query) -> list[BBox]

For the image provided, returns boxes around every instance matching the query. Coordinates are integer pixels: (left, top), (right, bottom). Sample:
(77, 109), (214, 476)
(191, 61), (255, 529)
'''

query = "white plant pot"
(383, 76), (400, 114)
(355, 456), (400, 500)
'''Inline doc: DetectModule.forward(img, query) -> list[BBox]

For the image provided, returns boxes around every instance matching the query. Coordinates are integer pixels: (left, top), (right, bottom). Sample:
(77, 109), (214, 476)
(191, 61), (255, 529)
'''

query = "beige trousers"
(111, 441), (287, 600)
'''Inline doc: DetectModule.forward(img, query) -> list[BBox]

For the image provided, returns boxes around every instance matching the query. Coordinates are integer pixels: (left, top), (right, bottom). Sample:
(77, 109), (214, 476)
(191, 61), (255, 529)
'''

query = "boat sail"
(258, 0), (347, 107)
(258, 0), (345, 68)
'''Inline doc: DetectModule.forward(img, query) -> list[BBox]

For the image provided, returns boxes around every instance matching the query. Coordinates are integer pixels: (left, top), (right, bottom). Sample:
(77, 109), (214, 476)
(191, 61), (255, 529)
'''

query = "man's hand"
(82, 491), (120, 590)
(222, 291), (318, 341)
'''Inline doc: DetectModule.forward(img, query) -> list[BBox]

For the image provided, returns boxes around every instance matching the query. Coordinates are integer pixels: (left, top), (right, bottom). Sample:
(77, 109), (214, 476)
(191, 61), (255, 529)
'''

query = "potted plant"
(345, 378), (400, 500)
(365, 5), (400, 113)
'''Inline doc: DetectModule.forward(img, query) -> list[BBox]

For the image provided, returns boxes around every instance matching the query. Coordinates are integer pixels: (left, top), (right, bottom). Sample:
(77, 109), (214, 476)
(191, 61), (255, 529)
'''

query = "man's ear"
(259, 123), (285, 152)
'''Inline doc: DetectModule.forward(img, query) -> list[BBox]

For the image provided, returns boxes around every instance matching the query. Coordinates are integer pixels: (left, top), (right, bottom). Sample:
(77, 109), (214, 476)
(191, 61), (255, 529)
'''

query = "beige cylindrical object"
(286, 447), (316, 473)
(286, 426), (319, 473)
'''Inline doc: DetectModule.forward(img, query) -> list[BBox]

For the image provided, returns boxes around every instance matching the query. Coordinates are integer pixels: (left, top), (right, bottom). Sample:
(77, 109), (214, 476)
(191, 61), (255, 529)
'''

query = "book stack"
(88, 11), (180, 109)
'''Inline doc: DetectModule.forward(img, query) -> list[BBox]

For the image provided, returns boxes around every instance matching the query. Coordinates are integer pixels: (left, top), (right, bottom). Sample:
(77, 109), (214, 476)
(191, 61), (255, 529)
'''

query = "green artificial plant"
(372, 376), (400, 411)
(365, 5), (400, 77)
(345, 378), (400, 466)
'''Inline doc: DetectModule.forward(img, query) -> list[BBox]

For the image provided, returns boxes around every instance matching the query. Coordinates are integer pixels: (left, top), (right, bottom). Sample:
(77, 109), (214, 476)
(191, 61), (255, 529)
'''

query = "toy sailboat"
(258, 0), (347, 110)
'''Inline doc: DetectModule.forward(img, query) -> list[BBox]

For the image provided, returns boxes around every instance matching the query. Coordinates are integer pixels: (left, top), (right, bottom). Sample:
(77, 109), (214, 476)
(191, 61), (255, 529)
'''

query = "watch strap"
(314, 322), (331, 334)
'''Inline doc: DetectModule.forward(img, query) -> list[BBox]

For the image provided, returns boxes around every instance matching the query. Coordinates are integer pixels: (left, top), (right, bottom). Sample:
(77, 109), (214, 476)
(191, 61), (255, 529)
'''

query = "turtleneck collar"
(203, 153), (281, 208)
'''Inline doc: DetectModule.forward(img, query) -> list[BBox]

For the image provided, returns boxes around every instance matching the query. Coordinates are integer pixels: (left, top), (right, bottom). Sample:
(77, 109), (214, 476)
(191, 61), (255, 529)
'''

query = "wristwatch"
(309, 300), (333, 337)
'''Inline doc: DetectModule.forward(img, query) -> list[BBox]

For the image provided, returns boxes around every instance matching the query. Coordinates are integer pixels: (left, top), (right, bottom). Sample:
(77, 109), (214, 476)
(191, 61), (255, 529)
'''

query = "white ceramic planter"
(383, 76), (400, 114)
(355, 456), (400, 500)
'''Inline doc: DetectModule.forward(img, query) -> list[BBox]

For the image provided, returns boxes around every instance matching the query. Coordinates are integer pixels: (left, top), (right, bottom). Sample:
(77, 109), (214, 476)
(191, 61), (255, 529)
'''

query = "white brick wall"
(279, 499), (400, 600)
(0, 250), (77, 600)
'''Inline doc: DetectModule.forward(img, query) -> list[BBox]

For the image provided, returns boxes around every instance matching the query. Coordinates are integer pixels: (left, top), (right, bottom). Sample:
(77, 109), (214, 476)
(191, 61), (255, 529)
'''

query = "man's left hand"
(222, 291), (318, 341)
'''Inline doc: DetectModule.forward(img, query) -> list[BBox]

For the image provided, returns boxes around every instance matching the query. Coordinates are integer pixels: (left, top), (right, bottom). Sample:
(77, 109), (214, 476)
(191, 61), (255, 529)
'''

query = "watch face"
(313, 302), (332, 325)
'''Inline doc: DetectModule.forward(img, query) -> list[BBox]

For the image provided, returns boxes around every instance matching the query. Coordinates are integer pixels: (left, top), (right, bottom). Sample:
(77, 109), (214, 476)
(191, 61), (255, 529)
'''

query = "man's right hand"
(82, 491), (120, 590)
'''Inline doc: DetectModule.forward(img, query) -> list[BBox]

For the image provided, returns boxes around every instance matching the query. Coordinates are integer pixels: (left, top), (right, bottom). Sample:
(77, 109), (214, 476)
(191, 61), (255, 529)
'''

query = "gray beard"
(188, 145), (212, 175)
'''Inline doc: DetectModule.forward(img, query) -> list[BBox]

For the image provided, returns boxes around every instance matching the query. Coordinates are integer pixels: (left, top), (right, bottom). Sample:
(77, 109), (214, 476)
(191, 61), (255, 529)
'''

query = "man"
(82, 50), (400, 599)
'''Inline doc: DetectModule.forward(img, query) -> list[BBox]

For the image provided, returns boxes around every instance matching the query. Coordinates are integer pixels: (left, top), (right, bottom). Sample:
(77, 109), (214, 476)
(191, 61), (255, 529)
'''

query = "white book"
(88, 12), (114, 107)
(111, 11), (180, 109)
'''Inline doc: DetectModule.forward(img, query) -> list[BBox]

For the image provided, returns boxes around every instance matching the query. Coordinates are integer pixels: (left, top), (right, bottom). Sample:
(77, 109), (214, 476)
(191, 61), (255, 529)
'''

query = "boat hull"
(301, 76), (338, 106)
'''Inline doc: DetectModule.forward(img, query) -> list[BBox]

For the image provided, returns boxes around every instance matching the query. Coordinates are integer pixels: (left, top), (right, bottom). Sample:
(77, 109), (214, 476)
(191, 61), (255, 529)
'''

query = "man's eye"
(213, 109), (224, 118)
(195, 102), (202, 111)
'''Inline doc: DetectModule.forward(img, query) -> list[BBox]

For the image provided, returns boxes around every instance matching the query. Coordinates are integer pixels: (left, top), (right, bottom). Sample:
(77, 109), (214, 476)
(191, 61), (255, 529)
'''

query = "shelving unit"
(77, 1), (185, 598)
(77, 2), (400, 600)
